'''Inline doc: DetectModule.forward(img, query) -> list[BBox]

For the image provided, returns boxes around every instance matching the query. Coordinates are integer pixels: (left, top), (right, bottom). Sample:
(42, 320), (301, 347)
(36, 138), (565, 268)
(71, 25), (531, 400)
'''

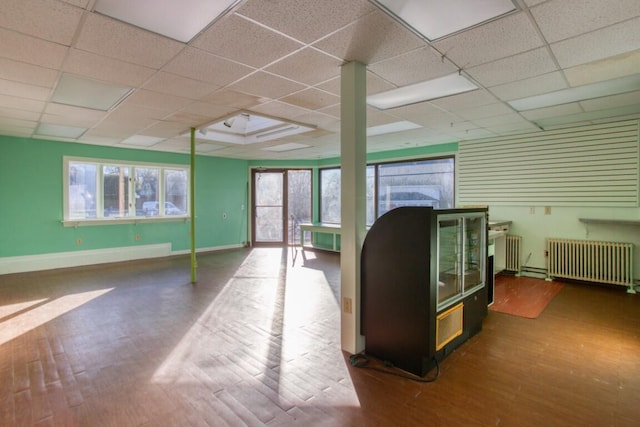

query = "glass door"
(253, 170), (285, 245)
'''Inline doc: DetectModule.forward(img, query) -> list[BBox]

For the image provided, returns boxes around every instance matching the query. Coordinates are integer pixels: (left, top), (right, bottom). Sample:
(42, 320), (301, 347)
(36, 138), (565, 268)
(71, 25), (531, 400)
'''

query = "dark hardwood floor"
(0, 247), (639, 426)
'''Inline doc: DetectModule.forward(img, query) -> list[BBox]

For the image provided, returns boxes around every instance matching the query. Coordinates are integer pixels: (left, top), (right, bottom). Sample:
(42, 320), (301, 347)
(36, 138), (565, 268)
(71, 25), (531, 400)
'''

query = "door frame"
(251, 168), (288, 247)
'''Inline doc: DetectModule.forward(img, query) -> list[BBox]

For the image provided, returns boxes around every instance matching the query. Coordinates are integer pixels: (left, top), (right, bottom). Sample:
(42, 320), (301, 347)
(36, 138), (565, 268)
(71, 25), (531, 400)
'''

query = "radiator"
(505, 235), (522, 273)
(546, 238), (634, 292)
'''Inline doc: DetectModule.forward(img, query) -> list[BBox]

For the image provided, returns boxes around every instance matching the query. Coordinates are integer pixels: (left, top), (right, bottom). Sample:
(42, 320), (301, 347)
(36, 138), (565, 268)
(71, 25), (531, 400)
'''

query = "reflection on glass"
(438, 218), (461, 304)
(464, 216), (483, 291)
(68, 163), (97, 219)
(255, 207), (283, 241)
(103, 166), (129, 217)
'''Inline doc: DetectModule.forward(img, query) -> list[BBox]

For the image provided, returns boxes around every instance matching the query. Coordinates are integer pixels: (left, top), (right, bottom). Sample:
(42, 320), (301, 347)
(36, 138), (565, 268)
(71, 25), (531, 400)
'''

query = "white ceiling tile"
(202, 89), (264, 109)
(63, 49), (156, 87)
(471, 113), (532, 128)
(520, 103), (583, 120)
(368, 47), (457, 87)
(429, 89), (499, 111)
(466, 47), (558, 87)
(0, 93), (45, 113)
(388, 102), (460, 127)
(318, 104), (340, 119)
(163, 111), (212, 127)
(551, 17), (640, 68)
(0, 0), (83, 46)
(180, 102), (236, 120)
(316, 72), (396, 96)
(531, 0), (640, 43)
(163, 47), (254, 86)
(564, 51), (640, 87)
(250, 101), (310, 120)
(142, 72), (219, 100)
(0, 28), (68, 69)
(0, 115), (37, 127)
(106, 103), (168, 121)
(61, 0), (90, 7)
(192, 14), (303, 68)
(0, 79), (50, 101)
(125, 90), (192, 113)
(489, 72), (568, 101)
(39, 112), (99, 129)
(0, 58), (59, 88)
(367, 109), (404, 127)
(237, 0), (375, 44)
(143, 121), (190, 138)
(433, 12), (544, 67)
(314, 11), (426, 64)
(579, 90), (640, 111)
(266, 48), (342, 86)
(281, 88), (340, 110)
(228, 72), (305, 99)
(486, 121), (541, 134)
(0, 107), (40, 122)
(0, 125), (35, 138)
(75, 13), (184, 69)
(44, 103), (107, 122)
(293, 112), (340, 132)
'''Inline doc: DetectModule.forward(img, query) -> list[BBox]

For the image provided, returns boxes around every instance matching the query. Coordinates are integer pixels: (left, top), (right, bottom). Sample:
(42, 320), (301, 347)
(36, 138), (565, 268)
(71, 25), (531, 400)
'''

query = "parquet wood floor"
(0, 248), (639, 426)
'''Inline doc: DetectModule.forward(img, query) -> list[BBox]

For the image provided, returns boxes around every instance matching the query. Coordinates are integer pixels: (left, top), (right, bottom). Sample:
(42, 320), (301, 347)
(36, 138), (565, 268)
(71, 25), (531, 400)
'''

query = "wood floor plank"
(0, 249), (639, 426)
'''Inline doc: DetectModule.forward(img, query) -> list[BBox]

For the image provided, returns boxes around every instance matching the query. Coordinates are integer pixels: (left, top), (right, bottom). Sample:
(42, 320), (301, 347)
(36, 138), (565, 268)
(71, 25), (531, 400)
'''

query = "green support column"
(190, 127), (197, 284)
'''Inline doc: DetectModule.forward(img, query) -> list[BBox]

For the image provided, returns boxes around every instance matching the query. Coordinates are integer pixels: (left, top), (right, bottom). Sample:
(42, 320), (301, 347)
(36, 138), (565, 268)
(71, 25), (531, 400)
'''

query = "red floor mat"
(490, 274), (564, 319)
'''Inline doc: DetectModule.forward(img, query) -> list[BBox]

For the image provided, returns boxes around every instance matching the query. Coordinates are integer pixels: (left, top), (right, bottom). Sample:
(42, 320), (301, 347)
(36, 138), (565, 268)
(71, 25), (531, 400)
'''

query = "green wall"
(0, 135), (248, 258)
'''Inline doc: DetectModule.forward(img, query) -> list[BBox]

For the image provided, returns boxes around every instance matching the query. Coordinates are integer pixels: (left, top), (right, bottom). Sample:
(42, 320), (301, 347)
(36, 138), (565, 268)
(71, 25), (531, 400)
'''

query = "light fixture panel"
(367, 73), (478, 110)
(372, 0), (518, 41)
(52, 73), (133, 111)
(35, 123), (87, 139)
(94, 0), (240, 43)
(509, 74), (640, 111)
(120, 135), (165, 147)
(367, 121), (422, 136)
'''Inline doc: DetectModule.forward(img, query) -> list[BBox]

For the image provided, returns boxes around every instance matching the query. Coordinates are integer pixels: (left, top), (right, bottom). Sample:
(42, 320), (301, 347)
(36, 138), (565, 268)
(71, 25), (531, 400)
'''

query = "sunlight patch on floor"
(0, 289), (113, 346)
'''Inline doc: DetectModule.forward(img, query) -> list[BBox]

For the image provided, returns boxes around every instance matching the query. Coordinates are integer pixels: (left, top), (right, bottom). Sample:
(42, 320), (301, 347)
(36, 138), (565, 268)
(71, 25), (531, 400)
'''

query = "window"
(377, 158), (454, 217)
(64, 157), (189, 224)
(320, 168), (341, 224)
(319, 156), (454, 224)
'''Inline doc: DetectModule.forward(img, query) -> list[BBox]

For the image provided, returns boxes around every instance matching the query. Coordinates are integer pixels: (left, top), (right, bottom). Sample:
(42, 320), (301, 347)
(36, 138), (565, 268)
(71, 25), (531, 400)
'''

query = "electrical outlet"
(76, 238), (82, 246)
(135, 234), (141, 241)
(544, 206), (551, 215)
(343, 297), (352, 314)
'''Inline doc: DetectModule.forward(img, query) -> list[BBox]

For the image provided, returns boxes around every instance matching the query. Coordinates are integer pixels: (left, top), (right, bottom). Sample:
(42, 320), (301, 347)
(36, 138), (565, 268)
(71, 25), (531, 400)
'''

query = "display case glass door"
(463, 215), (484, 292)
(437, 218), (462, 306)
(437, 213), (486, 310)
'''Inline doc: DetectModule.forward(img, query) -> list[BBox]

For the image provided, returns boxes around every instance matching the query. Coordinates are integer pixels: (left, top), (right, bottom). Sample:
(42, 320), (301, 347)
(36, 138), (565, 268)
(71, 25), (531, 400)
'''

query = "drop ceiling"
(0, 0), (639, 160)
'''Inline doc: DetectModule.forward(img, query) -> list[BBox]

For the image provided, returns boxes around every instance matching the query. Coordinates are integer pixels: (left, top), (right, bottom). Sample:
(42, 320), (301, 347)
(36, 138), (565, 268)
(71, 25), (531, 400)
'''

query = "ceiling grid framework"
(0, 0), (637, 159)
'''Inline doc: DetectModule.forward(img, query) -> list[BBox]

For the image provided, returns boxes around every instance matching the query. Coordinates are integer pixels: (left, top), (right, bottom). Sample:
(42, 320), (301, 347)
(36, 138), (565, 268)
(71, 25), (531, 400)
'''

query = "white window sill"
(62, 216), (191, 227)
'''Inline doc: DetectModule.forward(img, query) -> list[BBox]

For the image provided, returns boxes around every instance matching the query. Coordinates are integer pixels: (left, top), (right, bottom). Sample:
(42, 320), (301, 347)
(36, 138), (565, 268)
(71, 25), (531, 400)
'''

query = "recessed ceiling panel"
(187, 112), (316, 145)
(94, 0), (241, 42)
(372, 0), (517, 41)
(51, 73), (133, 111)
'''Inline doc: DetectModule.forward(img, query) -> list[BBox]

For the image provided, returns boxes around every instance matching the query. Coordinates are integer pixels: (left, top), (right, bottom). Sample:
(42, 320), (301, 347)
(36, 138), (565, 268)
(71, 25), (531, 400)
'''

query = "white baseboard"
(0, 244), (172, 275)
(0, 243), (244, 275)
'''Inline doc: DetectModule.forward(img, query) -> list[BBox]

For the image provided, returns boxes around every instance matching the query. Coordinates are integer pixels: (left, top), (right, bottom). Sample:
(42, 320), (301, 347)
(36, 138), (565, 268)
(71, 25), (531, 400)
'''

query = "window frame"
(63, 156), (190, 227)
(319, 155), (455, 224)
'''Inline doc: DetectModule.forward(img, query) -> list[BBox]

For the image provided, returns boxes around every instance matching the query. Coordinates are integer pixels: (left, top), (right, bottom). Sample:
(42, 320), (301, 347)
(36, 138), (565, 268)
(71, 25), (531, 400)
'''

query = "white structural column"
(340, 61), (367, 354)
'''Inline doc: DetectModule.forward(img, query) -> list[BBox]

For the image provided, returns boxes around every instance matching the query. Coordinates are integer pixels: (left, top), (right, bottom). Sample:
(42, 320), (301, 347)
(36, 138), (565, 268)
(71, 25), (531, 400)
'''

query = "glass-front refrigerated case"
(437, 212), (486, 310)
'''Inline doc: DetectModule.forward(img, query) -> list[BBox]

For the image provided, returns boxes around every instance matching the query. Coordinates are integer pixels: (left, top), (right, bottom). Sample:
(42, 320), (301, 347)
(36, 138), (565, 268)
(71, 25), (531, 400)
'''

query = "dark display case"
(361, 207), (487, 376)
